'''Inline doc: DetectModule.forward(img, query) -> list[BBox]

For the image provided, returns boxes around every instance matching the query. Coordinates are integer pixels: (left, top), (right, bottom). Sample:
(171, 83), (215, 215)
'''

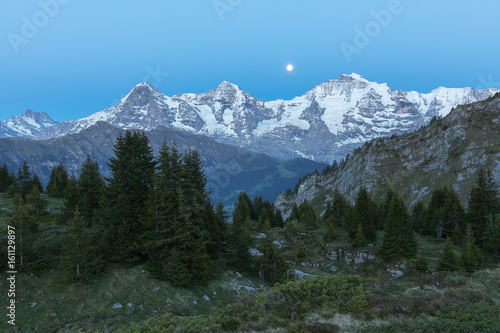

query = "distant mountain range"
(0, 121), (324, 209)
(0, 109), (58, 138)
(275, 92), (500, 218)
(2, 74), (498, 163)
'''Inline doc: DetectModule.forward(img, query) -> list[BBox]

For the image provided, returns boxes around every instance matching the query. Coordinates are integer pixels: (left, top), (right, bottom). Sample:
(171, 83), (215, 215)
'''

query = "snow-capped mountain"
(0, 109), (58, 138)
(33, 74), (500, 162)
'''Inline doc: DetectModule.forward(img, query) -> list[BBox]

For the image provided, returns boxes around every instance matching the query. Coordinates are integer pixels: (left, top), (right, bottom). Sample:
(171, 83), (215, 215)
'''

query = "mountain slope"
(0, 109), (58, 138)
(33, 74), (499, 163)
(275, 93), (500, 218)
(0, 122), (324, 209)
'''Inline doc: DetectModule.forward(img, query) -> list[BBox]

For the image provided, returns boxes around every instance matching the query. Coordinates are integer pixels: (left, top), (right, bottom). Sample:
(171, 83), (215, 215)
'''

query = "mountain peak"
(216, 81), (241, 91)
(120, 82), (164, 104)
(337, 73), (369, 82)
(24, 108), (36, 117)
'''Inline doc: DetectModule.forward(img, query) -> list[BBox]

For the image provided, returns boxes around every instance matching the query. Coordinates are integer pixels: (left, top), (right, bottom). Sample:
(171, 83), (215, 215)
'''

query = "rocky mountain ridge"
(275, 93), (500, 218)
(5, 74), (497, 163)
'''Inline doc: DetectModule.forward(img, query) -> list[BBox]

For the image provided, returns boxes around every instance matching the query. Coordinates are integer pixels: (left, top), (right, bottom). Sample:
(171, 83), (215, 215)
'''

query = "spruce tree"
(61, 208), (103, 282)
(11, 194), (38, 268)
(438, 238), (459, 271)
(324, 216), (336, 242)
(0, 162), (12, 192)
(379, 195), (417, 260)
(226, 199), (253, 271)
(77, 155), (104, 222)
(352, 187), (377, 243)
(411, 200), (427, 234)
(460, 224), (483, 273)
(46, 163), (68, 198)
(104, 131), (156, 262)
(27, 185), (48, 216)
(16, 161), (33, 200)
(258, 235), (289, 285)
(467, 168), (500, 247)
(351, 223), (368, 247)
(63, 172), (79, 220)
(325, 188), (351, 228)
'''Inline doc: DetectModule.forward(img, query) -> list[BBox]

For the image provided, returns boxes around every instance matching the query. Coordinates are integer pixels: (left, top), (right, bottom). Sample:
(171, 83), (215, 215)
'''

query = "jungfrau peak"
(19, 74), (500, 163)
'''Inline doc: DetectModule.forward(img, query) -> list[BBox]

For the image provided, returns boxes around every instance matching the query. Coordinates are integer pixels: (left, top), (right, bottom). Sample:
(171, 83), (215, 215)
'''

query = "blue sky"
(1, 0), (500, 122)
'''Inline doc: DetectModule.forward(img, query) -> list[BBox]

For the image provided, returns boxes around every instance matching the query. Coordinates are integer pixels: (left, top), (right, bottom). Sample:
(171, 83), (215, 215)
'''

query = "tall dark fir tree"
(103, 131), (156, 263)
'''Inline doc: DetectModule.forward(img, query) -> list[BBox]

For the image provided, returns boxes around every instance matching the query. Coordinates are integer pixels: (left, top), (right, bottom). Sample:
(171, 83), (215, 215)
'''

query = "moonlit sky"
(1, 0), (500, 122)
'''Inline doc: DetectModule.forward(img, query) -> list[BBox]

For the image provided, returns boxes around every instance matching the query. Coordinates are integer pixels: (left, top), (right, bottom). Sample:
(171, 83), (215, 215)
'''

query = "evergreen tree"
(46, 163), (69, 198)
(61, 208), (103, 282)
(31, 174), (43, 194)
(411, 200), (427, 234)
(324, 188), (351, 229)
(78, 156), (104, 222)
(460, 224), (483, 273)
(63, 172), (80, 219)
(16, 161), (33, 200)
(26, 185), (48, 216)
(425, 186), (465, 238)
(437, 238), (459, 271)
(226, 199), (253, 271)
(258, 235), (289, 285)
(0, 162), (12, 192)
(467, 168), (500, 247)
(379, 195), (417, 260)
(103, 131), (156, 263)
(379, 188), (396, 230)
(352, 187), (377, 243)
(10, 194), (38, 268)
(451, 224), (464, 247)
(324, 216), (336, 242)
(351, 223), (368, 247)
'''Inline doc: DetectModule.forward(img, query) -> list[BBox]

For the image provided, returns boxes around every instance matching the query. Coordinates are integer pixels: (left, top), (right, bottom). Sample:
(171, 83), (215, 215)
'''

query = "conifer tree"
(460, 224), (483, 273)
(324, 188), (351, 229)
(63, 172), (79, 219)
(438, 238), (459, 271)
(411, 200), (427, 234)
(27, 185), (48, 216)
(425, 186), (465, 238)
(351, 223), (368, 247)
(379, 195), (417, 260)
(11, 194), (38, 268)
(467, 168), (500, 247)
(352, 187), (377, 243)
(16, 161), (33, 200)
(61, 208), (103, 282)
(324, 216), (336, 242)
(226, 199), (253, 271)
(78, 155), (104, 222)
(46, 163), (68, 198)
(104, 130), (156, 262)
(258, 235), (289, 285)
(0, 162), (12, 192)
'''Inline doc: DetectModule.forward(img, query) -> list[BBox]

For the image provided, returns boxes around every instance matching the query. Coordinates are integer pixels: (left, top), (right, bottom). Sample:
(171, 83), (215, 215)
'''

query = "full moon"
(286, 64), (294, 72)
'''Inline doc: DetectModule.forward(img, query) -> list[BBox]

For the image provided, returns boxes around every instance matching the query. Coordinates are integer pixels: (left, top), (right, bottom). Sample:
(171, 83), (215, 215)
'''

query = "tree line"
(0, 131), (290, 287)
